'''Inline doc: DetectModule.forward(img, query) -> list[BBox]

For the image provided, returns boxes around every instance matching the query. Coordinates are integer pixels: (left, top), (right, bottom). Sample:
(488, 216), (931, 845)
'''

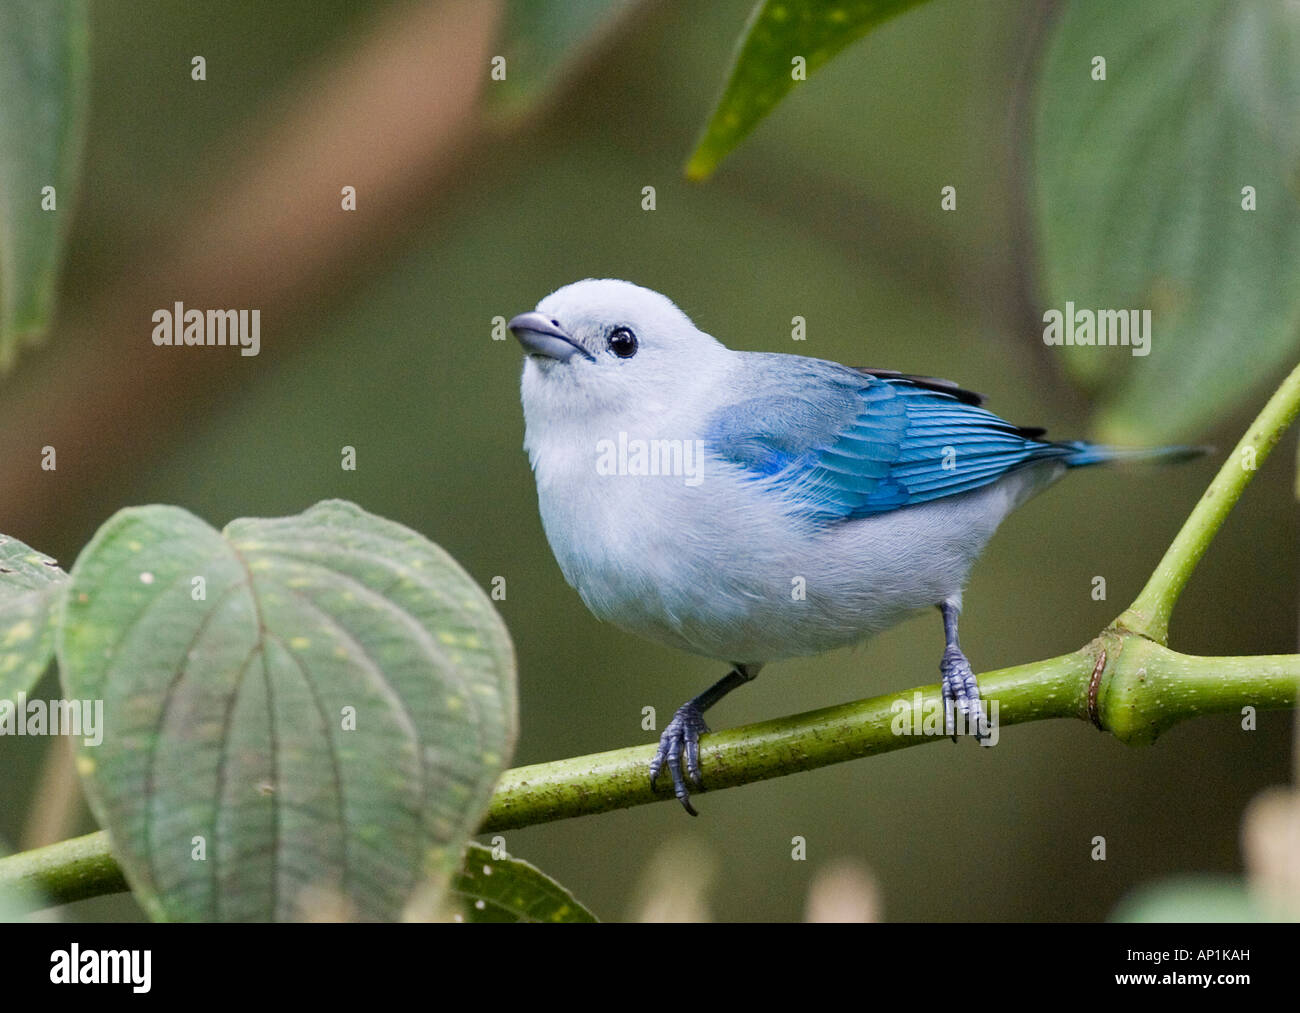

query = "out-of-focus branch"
(0, 0), (503, 539)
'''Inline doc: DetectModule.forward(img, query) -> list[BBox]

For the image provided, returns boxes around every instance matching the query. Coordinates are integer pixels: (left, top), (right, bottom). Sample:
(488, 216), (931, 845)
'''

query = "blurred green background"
(1, 0), (1294, 921)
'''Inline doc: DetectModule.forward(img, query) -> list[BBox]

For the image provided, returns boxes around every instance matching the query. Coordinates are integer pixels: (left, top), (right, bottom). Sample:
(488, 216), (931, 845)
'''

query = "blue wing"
(705, 353), (1077, 521)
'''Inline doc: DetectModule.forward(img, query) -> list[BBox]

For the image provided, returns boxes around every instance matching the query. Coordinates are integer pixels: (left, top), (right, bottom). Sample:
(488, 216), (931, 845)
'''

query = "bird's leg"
(938, 598), (991, 745)
(650, 663), (759, 815)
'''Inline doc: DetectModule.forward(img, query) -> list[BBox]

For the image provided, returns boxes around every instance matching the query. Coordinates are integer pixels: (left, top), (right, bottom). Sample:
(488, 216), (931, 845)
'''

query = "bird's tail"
(1055, 441), (1211, 469)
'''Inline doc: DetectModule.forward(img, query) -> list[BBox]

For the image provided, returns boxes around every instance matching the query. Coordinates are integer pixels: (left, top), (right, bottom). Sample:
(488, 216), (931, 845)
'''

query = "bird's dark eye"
(607, 326), (638, 358)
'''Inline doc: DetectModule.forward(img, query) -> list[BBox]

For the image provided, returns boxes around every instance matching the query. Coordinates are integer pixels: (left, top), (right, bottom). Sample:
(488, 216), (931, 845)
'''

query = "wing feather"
(706, 353), (1069, 521)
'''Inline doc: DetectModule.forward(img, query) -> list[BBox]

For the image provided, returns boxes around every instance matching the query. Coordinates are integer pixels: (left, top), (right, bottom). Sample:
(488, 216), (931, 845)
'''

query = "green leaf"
(685, 0), (929, 180)
(0, 533), (67, 699)
(0, 0), (90, 372)
(452, 843), (597, 923)
(57, 500), (517, 922)
(489, 0), (639, 118)
(1034, 0), (1300, 444)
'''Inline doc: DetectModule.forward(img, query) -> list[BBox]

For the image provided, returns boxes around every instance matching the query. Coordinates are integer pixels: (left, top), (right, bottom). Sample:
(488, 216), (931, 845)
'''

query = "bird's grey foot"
(649, 702), (710, 816)
(940, 645), (990, 744)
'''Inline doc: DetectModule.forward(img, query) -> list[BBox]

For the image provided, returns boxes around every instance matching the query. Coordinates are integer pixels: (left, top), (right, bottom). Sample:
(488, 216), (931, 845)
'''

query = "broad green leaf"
(489, 0), (640, 118)
(58, 500), (517, 922)
(452, 843), (597, 923)
(0, 0), (90, 372)
(0, 533), (67, 698)
(685, 0), (929, 180)
(1034, 0), (1300, 444)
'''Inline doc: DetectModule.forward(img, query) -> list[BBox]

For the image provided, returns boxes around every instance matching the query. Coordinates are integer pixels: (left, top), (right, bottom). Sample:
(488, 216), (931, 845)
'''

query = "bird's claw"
(940, 645), (991, 745)
(649, 702), (710, 815)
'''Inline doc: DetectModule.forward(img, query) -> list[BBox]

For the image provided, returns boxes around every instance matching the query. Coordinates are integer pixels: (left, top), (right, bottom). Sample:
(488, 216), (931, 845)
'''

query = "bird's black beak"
(508, 312), (595, 362)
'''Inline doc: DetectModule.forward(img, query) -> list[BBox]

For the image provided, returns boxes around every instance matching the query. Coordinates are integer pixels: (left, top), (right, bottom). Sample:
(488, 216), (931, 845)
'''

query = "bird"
(509, 278), (1201, 815)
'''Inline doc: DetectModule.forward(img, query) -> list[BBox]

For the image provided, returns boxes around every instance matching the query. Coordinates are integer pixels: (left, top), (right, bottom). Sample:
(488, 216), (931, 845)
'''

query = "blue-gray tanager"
(510, 279), (1199, 814)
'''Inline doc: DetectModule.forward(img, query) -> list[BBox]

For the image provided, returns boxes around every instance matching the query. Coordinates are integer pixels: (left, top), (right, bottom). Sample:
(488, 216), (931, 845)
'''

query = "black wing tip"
(851, 367), (986, 406)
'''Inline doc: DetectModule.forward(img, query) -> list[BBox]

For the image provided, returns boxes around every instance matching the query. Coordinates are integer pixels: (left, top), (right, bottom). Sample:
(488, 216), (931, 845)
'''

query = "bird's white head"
(511, 280), (729, 437)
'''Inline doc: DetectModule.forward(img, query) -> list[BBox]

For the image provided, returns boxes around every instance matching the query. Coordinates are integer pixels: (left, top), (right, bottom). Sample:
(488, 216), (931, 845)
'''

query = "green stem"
(1116, 360), (1300, 645)
(483, 649), (1091, 831)
(0, 828), (127, 911)
(3, 643), (1296, 913)
(1095, 638), (1300, 745)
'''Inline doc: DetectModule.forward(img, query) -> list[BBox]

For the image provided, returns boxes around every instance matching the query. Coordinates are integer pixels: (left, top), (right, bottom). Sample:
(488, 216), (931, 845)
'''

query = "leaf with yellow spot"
(58, 500), (517, 922)
(0, 533), (67, 697)
(451, 843), (597, 923)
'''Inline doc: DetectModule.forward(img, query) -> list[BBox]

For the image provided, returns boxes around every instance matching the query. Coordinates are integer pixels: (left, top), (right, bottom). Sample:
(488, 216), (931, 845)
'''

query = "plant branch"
(2, 641), (1296, 913)
(1116, 361), (1300, 645)
(0, 828), (127, 911)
